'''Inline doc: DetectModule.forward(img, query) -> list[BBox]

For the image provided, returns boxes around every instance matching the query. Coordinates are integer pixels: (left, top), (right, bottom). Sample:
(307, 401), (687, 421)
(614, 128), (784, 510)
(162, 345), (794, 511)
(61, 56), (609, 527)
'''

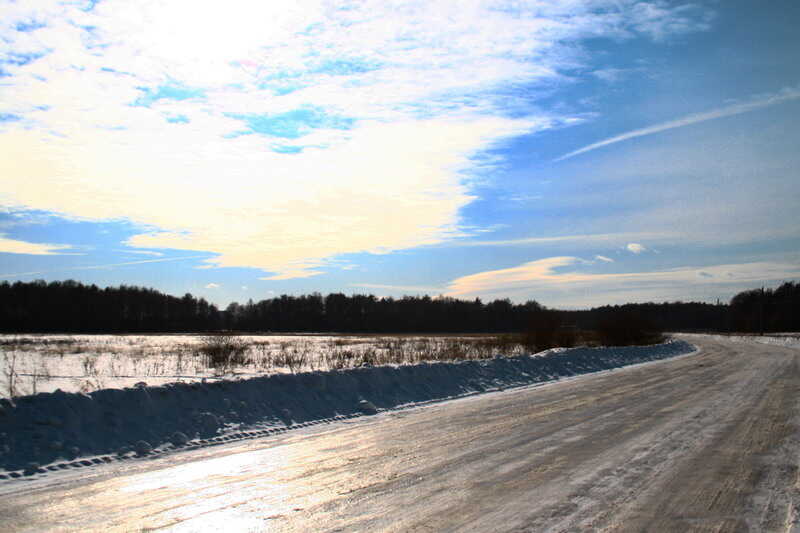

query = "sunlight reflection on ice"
(166, 507), (270, 532)
(119, 444), (303, 530)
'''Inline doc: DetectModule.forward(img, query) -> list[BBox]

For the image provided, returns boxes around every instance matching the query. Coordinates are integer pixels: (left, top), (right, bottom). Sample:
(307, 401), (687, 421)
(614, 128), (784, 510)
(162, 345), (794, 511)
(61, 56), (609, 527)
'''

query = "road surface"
(1, 335), (798, 532)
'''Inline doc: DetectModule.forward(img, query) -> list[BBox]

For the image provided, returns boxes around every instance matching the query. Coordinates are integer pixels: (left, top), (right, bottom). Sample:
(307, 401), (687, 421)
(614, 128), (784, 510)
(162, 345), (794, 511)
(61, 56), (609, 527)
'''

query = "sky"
(1, 0), (799, 310)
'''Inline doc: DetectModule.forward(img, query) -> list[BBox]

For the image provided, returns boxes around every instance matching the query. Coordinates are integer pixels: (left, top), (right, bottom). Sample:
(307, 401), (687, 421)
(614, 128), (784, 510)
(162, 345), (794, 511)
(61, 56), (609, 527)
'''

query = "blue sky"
(1, 0), (798, 309)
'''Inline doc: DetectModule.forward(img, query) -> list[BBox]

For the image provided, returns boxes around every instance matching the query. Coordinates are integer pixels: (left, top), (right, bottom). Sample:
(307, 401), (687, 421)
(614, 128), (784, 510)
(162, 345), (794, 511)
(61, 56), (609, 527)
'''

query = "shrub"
(555, 326), (577, 348)
(524, 310), (562, 350)
(595, 311), (664, 346)
(197, 334), (249, 371)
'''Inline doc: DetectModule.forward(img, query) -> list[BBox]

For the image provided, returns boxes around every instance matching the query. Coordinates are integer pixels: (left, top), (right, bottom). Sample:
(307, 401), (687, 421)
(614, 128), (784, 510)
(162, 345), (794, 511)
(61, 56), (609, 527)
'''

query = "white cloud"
(204, 283), (220, 289)
(446, 257), (800, 307)
(595, 255), (614, 262)
(626, 243), (646, 254)
(0, 236), (72, 255)
(0, 1), (713, 278)
(556, 86), (800, 161)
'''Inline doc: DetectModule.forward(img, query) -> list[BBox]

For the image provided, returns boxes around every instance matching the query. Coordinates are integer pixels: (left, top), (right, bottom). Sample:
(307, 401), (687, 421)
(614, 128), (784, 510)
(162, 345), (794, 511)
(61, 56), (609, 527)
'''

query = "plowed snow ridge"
(0, 340), (695, 475)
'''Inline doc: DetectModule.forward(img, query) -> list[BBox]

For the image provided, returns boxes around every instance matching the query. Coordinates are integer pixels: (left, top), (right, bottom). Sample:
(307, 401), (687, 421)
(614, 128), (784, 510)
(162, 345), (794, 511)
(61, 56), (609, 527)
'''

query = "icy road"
(1, 335), (798, 532)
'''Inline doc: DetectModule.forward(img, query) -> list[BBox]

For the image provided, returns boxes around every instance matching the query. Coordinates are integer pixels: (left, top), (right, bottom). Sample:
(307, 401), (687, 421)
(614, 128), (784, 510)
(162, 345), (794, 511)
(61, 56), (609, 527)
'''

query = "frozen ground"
(0, 334), (797, 532)
(0, 339), (693, 475)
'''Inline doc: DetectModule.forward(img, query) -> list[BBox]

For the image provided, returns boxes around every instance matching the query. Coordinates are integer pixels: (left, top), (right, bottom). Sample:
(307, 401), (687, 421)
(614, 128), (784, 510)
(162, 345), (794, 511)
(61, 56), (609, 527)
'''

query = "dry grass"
(0, 333), (561, 397)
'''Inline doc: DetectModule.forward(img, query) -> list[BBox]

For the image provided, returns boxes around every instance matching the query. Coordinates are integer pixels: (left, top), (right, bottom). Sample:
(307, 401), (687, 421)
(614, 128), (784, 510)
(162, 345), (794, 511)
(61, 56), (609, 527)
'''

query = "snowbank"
(0, 339), (695, 477)
(684, 333), (800, 350)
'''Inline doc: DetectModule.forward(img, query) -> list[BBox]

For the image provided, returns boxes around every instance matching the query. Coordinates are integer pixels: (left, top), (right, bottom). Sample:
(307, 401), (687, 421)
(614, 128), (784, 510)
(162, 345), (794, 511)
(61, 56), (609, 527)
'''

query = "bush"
(524, 310), (562, 350)
(595, 312), (664, 346)
(555, 326), (577, 348)
(197, 334), (249, 371)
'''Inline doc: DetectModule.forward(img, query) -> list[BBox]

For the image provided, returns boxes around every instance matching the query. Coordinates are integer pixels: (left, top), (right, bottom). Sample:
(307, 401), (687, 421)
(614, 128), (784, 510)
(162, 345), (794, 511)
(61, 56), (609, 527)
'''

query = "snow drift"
(691, 333), (800, 350)
(0, 339), (695, 476)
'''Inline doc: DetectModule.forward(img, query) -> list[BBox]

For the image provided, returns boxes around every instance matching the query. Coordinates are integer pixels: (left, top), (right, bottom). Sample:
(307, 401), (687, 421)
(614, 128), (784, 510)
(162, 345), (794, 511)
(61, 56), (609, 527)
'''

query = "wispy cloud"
(591, 68), (629, 83)
(0, 236), (74, 255)
(350, 282), (445, 294)
(595, 255), (614, 262)
(626, 2), (714, 40)
(113, 249), (164, 257)
(204, 283), (220, 289)
(556, 86), (800, 161)
(448, 256), (580, 297)
(453, 232), (669, 247)
(446, 257), (800, 307)
(0, 255), (207, 278)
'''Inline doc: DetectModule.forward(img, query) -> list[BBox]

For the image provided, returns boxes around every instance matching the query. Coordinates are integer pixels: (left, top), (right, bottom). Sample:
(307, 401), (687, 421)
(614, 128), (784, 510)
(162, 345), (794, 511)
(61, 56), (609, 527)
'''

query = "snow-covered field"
(0, 333), (530, 398)
(0, 338), (695, 477)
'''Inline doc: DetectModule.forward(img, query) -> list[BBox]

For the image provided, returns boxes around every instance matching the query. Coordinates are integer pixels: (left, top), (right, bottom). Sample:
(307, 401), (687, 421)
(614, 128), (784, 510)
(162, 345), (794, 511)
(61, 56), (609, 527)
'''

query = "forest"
(0, 279), (797, 334)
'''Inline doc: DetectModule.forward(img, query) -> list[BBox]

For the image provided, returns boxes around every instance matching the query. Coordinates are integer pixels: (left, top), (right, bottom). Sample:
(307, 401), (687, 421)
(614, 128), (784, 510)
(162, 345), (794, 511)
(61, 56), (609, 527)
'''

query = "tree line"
(727, 281), (800, 333)
(0, 279), (796, 334)
(0, 280), (220, 332)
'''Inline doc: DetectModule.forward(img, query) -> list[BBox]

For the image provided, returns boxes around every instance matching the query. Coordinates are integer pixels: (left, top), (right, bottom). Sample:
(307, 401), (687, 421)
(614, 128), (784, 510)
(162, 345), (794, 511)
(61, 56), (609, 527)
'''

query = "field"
(0, 333), (533, 398)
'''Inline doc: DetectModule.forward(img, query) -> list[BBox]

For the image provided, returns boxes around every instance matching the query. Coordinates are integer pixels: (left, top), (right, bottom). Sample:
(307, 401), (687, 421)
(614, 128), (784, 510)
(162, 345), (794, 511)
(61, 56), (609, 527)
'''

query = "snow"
(682, 333), (800, 350)
(0, 333), (532, 397)
(0, 338), (695, 477)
